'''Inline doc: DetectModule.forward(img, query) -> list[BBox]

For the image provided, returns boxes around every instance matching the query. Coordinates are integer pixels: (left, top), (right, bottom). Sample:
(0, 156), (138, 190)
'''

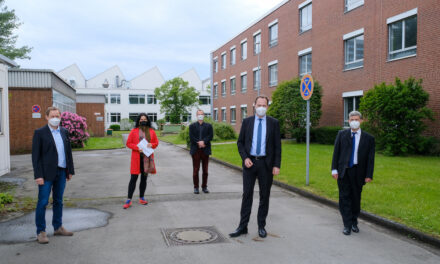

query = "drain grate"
(161, 226), (229, 246)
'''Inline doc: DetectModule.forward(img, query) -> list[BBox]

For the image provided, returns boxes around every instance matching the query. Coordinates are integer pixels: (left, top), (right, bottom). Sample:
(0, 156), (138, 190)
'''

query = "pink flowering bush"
(60, 112), (90, 148)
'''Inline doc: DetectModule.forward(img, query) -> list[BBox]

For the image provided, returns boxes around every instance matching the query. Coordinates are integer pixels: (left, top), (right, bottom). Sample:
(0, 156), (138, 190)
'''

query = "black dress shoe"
(352, 224), (359, 233)
(202, 188), (210, 193)
(343, 227), (351, 235)
(194, 188), (199, 194)
(229, 227), (248, 237)
(258, 228), (267, 238)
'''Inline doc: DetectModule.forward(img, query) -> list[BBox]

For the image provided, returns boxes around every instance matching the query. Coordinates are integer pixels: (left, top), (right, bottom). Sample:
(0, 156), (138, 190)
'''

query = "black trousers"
(337, 166), (363, 228)
(128, 155), (148, 199)
(192, 149), (209, 188)
(239, 158), (273, 229)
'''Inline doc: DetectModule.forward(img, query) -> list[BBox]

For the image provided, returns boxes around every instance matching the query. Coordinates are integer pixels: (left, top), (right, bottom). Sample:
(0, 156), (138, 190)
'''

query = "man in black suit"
(331, 111), (375, 235)
(32, 106), (75, 244)
(230, 96), (281, 238)
(189, 109), (213, 194)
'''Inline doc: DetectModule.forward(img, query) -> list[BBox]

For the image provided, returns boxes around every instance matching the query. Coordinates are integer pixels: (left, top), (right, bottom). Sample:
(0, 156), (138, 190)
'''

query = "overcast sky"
(7, 0), (283, 81)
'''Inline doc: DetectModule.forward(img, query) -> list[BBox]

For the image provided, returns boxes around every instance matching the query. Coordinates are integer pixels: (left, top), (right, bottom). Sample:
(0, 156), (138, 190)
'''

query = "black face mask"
(140, 121), (149, 127)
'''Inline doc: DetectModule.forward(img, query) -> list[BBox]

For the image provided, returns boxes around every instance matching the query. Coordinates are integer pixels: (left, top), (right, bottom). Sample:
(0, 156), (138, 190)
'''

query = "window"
(214, 83), (218, 99)
(241, 41), (247, 60)
(213, 59), (218, 73)
(241, 73), (247, 93)
(230, 77), (236, 95)
(253, 68), (261, 90)
(230, 108), (236, 124)
(110, 113), (121, 123)
(230, 47), (236, 65)
(221, 80), (226, 97)
(221, 53), (226, 69)
(199, 96), (211, 105)
(221, 108), (226, 122)
(344, 96), (362, 127)
(299, 2), (312, 33)
(53, 90), (76, 113)
(205, 113), (211, 119)
(254, 33), (261, 54)
(344, 32), (364, 70)
(129, 113), (139, 122)
(299, 53), (312, 76)
(269, 23), (278, 47)
(147, 113), (157, 122)
(241, 105), (247, 121)
(110, 94), (121, 104)
(268, 62), (278, 87)
(182, 113), (191, 122)
(129, 94), (145, 104)
(147, 94), (157, 104)
(388, 12), (417, 60)
(345, 0), (364, 12)
(213, 109), (218, 121)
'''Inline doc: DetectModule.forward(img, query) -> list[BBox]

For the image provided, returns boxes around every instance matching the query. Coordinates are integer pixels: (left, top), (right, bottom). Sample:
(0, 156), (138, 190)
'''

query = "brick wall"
(76, 103), (105, 137)
(9, 88), (52, 154)
(212, 0), (440, 138)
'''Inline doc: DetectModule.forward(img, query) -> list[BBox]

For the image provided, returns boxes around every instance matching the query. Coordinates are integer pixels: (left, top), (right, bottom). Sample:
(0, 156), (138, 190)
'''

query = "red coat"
(126, 127), (159, 174)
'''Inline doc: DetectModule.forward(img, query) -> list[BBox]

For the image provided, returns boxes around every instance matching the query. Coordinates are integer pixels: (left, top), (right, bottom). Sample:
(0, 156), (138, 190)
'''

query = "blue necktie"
(349, 132), (357, 167)
(256, 118), (262, 155)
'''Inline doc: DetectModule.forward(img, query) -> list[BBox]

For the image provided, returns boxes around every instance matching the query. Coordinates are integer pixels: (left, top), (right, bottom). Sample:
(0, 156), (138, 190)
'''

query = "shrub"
(213, 122), (236, 140)
(179, 126), (190, 146)
(120, 118), (134, 130)
(311, 126), (341, 145)
(60, 112), (90, 148)
(109, 124), (120, 131)
(0, 192), (13, 208)
(416, 136), (440, 156)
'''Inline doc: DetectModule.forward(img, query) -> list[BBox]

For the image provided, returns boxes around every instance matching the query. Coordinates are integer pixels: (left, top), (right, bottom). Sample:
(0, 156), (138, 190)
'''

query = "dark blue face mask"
(140, 121), (150, 127)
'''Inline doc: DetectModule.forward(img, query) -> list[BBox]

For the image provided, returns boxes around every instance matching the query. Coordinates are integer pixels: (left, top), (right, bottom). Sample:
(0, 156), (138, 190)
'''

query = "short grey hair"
(196, 109), (204, 115)
(349, 111), (363, 119)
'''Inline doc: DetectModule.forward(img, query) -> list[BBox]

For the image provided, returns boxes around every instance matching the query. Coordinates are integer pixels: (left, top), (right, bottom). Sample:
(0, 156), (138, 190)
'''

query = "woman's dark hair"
(135, 113), (150, 128)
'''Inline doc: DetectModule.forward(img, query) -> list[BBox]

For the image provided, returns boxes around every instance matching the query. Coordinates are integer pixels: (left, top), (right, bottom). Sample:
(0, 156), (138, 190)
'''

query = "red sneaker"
(123, 199), (132, 209)
(139, 197), (148, 205)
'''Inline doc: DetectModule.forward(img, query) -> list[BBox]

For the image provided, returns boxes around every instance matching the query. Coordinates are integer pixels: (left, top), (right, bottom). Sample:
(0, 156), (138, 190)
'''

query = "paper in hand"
(137, 138), (154, 157)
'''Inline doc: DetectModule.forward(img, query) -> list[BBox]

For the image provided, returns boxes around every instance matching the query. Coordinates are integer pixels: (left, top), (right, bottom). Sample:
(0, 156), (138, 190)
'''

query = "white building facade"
(58, 64), (211, 128)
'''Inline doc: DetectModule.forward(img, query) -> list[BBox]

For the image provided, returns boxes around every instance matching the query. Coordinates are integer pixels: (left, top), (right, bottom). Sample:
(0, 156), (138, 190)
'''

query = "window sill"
(269, 84), (278, 87)
(241, 58), (247, 61)
(269, 42), (278, 48)
(343, 65), (364, 72)
(344, 4), (364, 14)
(299, 28), (312, 35)
(241, 90), (247, 94)
(387, 54), (416, 63)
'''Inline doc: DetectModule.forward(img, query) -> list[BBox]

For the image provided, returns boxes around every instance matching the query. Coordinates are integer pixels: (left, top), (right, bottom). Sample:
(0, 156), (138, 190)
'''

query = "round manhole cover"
(169, 228), (218, 244)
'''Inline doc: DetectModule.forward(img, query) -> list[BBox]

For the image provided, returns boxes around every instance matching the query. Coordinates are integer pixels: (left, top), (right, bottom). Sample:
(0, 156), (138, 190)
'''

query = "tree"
(359, 77), (433, 156)
(267, 77), (322, 142)
(154, 77), (199, 124)
(0, 0), (32, 60)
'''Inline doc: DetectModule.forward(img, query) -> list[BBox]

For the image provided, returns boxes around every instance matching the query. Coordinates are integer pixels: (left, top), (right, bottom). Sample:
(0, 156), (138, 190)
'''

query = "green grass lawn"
(211, 142), (440, 238)
(74, 130), (129, 151)
(158, 133), (237, 145)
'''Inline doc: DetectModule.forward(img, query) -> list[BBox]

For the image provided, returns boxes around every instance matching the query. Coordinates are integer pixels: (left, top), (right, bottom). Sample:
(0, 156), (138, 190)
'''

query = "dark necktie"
(256, 118), (263, 155)
(199, 123), (203, 141)
(349, 132), (357, 167)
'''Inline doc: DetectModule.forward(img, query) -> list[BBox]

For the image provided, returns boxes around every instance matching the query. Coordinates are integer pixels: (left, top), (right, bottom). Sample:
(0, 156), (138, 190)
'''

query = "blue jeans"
(35, 168), (66, 234)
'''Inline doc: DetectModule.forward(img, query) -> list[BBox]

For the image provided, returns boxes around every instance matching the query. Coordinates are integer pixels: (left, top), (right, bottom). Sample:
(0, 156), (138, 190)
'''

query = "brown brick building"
(211, 0), (440, 138)
(76, 94), (106, 137)
(8, 69), (76, 154)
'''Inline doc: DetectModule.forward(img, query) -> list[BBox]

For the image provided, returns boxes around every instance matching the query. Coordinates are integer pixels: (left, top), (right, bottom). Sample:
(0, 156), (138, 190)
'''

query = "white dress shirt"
(331, 129), (361, 175)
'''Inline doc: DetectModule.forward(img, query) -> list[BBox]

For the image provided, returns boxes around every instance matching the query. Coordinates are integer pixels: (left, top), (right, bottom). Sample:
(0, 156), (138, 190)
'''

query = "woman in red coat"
(124, 113), (159, 209)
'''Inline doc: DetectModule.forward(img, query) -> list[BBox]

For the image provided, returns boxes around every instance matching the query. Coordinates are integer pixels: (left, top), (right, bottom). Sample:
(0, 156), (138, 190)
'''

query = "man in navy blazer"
(32, 106), (75, 244)
(230, 96), (281, 238)
(332, 111), (375, 235)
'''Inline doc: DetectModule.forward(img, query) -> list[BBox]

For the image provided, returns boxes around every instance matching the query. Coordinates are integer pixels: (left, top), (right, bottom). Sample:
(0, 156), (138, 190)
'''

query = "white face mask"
(49, 118), (61, 127)
(197, 115), (204, 121)
(255, 107), (267, 117)
(349, 120), (360, 130)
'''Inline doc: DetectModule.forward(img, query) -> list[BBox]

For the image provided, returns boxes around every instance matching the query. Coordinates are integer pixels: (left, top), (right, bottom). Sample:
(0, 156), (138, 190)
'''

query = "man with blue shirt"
(32, 106), (75, 244)
(230, 95), (282, 238)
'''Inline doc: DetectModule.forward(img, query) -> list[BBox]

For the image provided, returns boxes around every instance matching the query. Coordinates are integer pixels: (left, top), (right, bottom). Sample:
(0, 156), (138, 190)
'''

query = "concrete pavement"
(0, 141), (439, 264)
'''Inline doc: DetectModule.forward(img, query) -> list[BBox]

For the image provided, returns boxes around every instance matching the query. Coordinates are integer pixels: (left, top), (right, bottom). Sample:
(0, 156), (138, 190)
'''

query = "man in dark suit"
(189, 109), (213, 194)
(230, 96), (281, 238)
(331, 111), (375, 235)
(32, 106), (75, 244)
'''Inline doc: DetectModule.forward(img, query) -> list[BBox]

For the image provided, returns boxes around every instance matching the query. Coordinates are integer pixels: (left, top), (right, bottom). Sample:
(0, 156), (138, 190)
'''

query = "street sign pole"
(300, 74), (314, 186)
(306, 99), (310, 186)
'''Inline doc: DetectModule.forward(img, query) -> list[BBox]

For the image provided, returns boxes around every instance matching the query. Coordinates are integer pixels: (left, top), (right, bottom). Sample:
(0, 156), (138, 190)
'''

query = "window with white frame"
(241, 41), (247, 60)
(110, 112), (121, 123)
(254, 33), (261, 54)
(147, 113), (157, 122)
(230, 77), (236, 95)
(230, 107), (236, 124)
(343, 92), (363, 127)
(299, 2), (312, 33)
(147, 94), (157, 104)
(199, 96), (210, 105)
(213, 59), (218, 73)
(253, 68), (261, 90)
(214, 83), (218, 99)
(345, 0), (364, 12)
(299, 52), (312, 76)
(221, 53), (226, 69)
(388, 10), (417, 60)
(129, 94), (145, 104)
(268, 62), (278, 87)
(221, 108), (226, 122)
(241, 105), (247, 121)
(269, 22), (278, 47)
(110, 94), (121, 104)
(129, 113), (139, 122)
(344, 30), (364, 70)
(182, 112), (192, 122)
(241, 73), (247, 93)
(213, 109), (218, 121)
(230, 47), (236, 65)
(221, 80), (226, 97)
